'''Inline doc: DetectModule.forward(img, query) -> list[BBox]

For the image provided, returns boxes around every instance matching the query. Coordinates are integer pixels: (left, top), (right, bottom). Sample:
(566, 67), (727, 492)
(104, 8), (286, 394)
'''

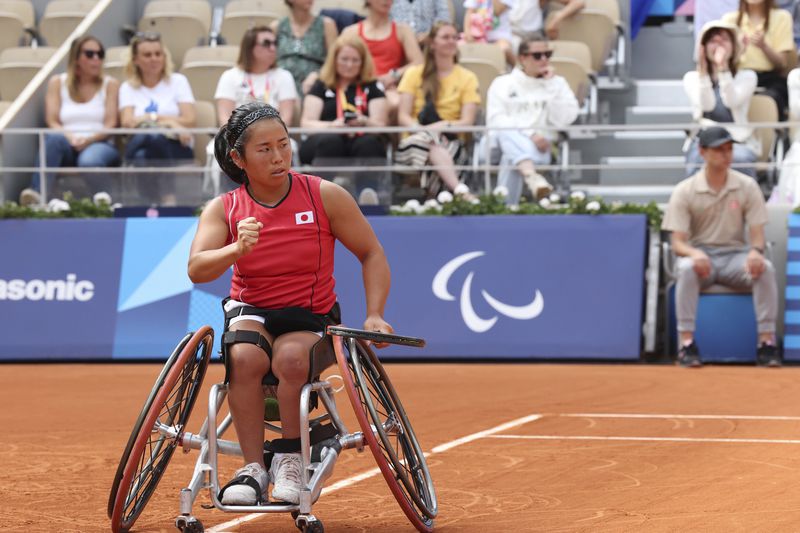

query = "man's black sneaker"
(677, 341), (702, 368)
(756, 343), (781, 367)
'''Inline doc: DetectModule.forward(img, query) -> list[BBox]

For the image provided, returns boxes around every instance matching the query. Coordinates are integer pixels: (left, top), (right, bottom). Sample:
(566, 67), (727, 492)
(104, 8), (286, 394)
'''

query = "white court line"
(489, 434), (800, 445)
(207, 413), (543, 532)
(559, 413), (800, 421)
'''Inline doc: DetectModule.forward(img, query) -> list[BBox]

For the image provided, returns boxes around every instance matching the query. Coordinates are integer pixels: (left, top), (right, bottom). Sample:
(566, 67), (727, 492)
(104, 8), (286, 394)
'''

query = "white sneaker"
(19, 188), (41, 206)
(220, 462), (269, 505)
(523, 173), (553, 200)
(271, 452), (303, 504)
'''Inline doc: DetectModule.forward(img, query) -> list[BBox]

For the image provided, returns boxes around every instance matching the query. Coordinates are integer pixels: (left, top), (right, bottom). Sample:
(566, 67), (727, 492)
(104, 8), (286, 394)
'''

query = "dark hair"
(518, 35), (548, 57)
(237, 25), (275, 72)
(214, 102), (288, 184)
(700, 27), (738, 76)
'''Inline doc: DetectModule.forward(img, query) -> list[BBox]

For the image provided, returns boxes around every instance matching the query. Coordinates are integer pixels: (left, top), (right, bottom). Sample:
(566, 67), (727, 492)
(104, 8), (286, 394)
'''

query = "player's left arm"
(320, 181), (394, 340)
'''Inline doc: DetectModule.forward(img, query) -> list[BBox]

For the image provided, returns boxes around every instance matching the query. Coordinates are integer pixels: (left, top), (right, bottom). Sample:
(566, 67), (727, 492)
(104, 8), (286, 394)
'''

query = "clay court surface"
(3, 362), (800, 532)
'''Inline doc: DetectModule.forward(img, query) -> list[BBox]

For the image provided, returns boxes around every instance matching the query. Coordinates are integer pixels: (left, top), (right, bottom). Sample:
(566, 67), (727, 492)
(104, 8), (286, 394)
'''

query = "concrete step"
(625, 105), (693, 125)
(579, 184), (674, 205)
(572, 131), (686, 162)
(599, 156), (686, 185)
(634, 79), (689, 107)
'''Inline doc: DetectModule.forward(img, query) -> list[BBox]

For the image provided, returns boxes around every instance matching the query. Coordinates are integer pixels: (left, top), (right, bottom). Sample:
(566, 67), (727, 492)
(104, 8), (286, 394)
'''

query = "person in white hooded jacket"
(486, 35), (579, 205)
(683, 19), (759, 178)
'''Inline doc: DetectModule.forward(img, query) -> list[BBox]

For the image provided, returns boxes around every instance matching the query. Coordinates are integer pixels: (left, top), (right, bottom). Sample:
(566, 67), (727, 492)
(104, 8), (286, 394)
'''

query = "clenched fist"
(236, 217), (263, 256)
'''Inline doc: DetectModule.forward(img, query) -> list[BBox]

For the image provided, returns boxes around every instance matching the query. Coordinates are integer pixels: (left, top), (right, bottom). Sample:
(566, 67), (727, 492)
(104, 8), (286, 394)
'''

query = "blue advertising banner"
(334, 215), (647, 359)
(783, 214), (800, 361)
(0, 219), (125, 359)
(0, 215), (646, 360)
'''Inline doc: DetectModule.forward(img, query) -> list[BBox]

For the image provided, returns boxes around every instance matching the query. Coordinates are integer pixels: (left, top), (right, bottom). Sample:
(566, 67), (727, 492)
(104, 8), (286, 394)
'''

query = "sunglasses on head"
(82, 49), (105, 60)
(521, 50), (553, 60)
(258, 39), (277, 48)
(134, 31), (161, 42)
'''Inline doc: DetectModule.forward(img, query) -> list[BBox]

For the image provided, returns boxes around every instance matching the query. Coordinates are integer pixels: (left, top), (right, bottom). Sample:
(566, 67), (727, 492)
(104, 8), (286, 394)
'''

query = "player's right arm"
(187, 197), (262, 283)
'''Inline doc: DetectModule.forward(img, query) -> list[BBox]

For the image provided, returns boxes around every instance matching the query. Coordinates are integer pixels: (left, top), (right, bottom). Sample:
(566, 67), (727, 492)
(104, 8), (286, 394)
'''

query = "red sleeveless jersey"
(222, 172), (336, 314)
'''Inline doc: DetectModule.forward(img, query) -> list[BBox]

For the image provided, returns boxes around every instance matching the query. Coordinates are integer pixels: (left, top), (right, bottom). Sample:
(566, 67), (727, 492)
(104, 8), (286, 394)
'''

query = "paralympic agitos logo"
(432, 251), (544, 333)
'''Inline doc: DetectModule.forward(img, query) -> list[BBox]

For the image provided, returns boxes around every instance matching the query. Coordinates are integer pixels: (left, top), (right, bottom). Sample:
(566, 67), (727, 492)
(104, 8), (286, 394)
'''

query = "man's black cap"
(698, 126), (735, 148)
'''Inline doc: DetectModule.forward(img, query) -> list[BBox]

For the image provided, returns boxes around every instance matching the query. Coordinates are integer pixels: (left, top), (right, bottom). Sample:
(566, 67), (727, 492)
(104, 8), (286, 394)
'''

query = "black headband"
(230, 106), (279, 145)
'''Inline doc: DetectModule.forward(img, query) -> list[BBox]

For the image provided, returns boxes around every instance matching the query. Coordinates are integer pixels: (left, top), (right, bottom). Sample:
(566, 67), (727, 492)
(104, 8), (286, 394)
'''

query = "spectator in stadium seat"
(395, 21), (480, 198)
(390, 0), (453, 46)
(485, 35), (579, 205)
(272, 0), (338, 96)
(683, 20), (758, 178)
(119, 32), (196, 206)
(216, 26), (298, 126)
(722, 0), (795, 118)
(298, 34), (388, 173)
(662, 126), (780, 368)
(22, 35), (120, 204)
(341, 0), (423, 118)
(462, 0), (516, 66)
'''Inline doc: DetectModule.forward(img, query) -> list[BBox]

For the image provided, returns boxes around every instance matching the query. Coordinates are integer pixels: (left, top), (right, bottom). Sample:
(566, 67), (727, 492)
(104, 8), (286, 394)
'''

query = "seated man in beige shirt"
(662, 126), (780, 368)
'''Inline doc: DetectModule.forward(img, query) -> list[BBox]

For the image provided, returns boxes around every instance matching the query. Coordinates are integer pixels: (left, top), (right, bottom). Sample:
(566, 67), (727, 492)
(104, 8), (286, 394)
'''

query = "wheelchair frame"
(108, 325), (437, 533)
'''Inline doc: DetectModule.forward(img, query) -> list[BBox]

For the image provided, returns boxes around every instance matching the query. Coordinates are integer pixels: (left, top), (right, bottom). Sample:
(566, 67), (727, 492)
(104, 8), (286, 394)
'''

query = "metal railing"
(2, 120), (795, 205)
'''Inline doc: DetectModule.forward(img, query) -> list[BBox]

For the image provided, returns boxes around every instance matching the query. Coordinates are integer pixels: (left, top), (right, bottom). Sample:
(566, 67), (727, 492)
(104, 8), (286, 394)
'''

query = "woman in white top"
(28, 35), (120, 200)
(119, 32), (196, 205)
(683, 20), (758, 178)
(771, 67), (800, 204)
(215, 26), (298, 126)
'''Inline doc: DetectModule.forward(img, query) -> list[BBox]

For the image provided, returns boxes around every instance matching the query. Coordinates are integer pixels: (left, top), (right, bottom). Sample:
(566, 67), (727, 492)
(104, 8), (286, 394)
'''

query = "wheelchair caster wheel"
(295, 513), (324, 533)
(175, 515), (204, 532)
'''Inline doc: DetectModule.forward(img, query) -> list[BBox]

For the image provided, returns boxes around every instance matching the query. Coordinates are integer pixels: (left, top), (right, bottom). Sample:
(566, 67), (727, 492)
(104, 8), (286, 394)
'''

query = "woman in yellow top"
(722, 0), (796, 117)
(395, 21), (481, 198)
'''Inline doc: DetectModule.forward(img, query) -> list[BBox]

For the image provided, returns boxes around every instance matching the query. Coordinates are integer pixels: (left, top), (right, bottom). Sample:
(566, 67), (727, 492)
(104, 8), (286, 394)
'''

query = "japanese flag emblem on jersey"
(295, 211), (314, 225)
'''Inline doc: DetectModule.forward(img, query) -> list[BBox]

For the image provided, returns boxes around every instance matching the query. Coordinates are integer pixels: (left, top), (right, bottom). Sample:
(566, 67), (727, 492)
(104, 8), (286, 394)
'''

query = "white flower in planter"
(453, 183), (470, 196)
(509, 204), (519, 212)
(93, 191), (112, 205)
(404, 199), (421, 211)
(539, 197), (551, 208)
(549, 192), (561, 204)
(48, 199), (70, 213)
(586, 200), (601, 211)
(469, 197), (480, 205)
(424, 199), (441, 211)
(492, 185), (509, 197)
(436, 190), (454, 203)
(570, 190), (586, 201)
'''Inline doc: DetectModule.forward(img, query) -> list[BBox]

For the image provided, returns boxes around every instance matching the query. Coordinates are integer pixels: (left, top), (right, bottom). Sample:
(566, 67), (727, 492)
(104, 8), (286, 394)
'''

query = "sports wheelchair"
(107, 325), (437, 533)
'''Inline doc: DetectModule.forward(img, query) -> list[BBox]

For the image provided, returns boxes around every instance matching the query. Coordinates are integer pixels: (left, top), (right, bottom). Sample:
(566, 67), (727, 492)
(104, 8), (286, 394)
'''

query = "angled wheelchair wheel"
(108, 326), (213, 533)
(333, 336), (437, 532)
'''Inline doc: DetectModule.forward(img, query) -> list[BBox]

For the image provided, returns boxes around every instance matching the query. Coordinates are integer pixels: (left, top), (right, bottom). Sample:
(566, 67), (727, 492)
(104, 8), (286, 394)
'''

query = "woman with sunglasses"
(189, 102), (392, 506)
(119, 33), (196, 205)
(298, 33), (388, 201)
(395, 21), (480, 199)
(22, 35), (120, 204)
(272, 0), (338, 96)
(485, 35), (579, 205)
(216, 26), (298, 127)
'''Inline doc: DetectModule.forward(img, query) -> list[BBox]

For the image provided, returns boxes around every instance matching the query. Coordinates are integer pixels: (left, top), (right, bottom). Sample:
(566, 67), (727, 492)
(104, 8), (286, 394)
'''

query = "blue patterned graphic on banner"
(333, 215), (647, 359)
(113, 218), (231, 359)
(0, 219), (125, 359)
(783, 214), (800, 361)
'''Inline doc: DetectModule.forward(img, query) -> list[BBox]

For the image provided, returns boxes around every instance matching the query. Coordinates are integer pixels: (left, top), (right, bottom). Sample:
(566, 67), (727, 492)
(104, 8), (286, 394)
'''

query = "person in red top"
(188, 102), (392, 506)
(341, 0), (422, 118)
